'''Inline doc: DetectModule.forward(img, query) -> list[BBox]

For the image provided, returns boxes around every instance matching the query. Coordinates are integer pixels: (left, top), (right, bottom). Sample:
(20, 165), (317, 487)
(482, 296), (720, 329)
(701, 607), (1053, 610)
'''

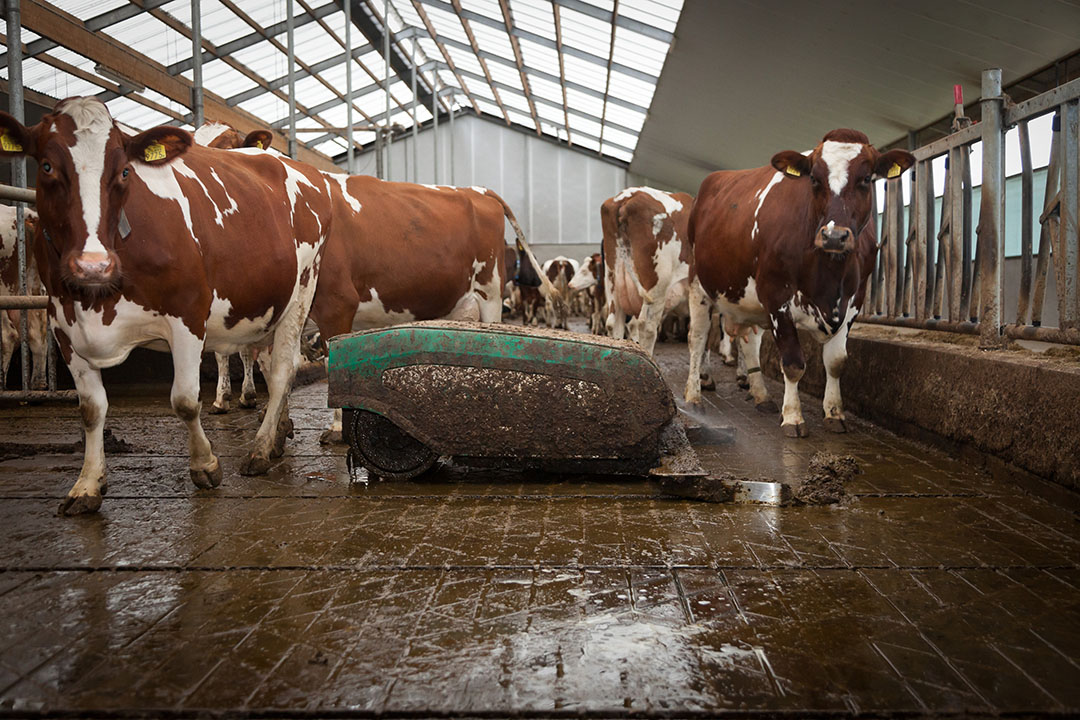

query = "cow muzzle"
(815, 223), (855, 254)
(67, 251), (121, 292)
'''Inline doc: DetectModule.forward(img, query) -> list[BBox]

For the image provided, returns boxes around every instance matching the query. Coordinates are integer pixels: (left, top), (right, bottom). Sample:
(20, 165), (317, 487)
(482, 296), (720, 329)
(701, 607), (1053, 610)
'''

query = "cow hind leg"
(741, 330), (777, 414)
(636, 292), (667, 357)
(821, 326), (849, 433)
(683, 281), (711, 404)
(210, 353), (232, 414)
(238, 347), (257, 408)
(59, 353), (109, 515)
(169, 329), (222, 489)
(1, 312), (15, 388)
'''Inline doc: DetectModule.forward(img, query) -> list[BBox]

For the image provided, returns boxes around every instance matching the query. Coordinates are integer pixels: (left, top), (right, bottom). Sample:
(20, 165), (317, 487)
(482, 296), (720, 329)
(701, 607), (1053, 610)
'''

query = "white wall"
(341, 113), (672, 263)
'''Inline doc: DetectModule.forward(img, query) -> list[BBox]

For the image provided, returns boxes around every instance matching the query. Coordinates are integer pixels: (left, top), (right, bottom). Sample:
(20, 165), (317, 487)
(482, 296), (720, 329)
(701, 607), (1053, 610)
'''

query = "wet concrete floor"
(1, 330), (1079, 717)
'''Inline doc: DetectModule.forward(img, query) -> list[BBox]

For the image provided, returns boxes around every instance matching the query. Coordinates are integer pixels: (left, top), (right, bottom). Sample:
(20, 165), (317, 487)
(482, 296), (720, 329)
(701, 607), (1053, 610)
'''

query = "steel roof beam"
(552, 0), (672, 43)
(449, 0), (511, 126)
(497, 0), (542, 135)
(597, 0), (618, 151)
(552, 2), (572, 146)
(411, 0), (481, 115)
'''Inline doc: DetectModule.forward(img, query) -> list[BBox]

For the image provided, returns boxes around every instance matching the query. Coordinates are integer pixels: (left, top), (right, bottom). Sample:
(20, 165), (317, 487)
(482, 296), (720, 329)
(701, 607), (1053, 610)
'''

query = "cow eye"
(41, 161), (52, 174)
(861, 174), (872, 185)
(810, 175), (820, 188)
(122, 167), (130, 179)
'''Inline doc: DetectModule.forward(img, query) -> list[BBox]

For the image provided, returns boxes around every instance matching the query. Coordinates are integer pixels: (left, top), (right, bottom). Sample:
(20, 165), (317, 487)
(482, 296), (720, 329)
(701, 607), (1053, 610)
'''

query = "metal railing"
(862, 68), (1080, 346)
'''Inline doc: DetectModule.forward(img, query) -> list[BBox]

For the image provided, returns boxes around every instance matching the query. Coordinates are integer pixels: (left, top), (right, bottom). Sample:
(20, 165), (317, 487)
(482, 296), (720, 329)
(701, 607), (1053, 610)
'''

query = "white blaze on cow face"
(820, 141), (865, 195)
(62, 99), (117, 257)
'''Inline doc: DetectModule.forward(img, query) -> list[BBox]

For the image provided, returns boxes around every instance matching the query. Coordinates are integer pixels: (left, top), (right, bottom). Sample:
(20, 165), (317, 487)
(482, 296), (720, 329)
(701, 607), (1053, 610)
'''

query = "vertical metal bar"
(1016, 119), (1034, 324)
(449, 91), (455, 186)
(958, 145), (973, 319)
(869, 183), (883, 314)
(894, 176), (906, 313)
(903, 173), (916, 316)
(287, 0), (297, 159)
(345, 0), (354, 173)
(1033, 112), (1061, 326)
(190, 0), (204, 128)
(375, 125), (384, 179)
(432, 75), (439, 184)
(411, 40), (418, 183)
(384, 0), (392, 180)
(914, 161), (928, 320)
(1061, 99), (1079, 329)
(948, 146), (964, 320)
(884, 178), (899, 316)
(977, 68), (1004, 346)
(7, 0), (30, 391)
(921, 159), (936, 321)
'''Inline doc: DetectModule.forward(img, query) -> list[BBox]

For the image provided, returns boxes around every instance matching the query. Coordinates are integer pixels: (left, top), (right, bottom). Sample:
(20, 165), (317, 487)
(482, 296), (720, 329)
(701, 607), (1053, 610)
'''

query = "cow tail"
(492, 192), (563, 307)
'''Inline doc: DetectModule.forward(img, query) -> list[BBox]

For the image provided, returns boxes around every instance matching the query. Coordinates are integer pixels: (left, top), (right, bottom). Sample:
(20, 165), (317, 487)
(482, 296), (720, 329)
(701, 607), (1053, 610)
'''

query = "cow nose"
(820, 225), (852, 251)
(70, 252), (118, 282)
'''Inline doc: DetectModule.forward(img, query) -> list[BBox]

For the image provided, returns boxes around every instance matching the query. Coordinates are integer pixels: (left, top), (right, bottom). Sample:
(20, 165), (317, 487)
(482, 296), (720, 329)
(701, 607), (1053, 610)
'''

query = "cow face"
(569, 253), (601, 291)
(771, 129), (914, 255)
(0, 98), (191, 299)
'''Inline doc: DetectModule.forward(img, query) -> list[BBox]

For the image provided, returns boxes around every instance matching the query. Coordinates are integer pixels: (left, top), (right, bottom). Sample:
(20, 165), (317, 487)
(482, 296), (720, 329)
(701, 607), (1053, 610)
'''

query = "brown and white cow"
(0, 98), (334, 514)
(685, 129), (913, 436)
(0, 205), (47, 388)
(541, 256), (576, 329)
(569, 252), (606, 335)
(602, 187), (694, 356)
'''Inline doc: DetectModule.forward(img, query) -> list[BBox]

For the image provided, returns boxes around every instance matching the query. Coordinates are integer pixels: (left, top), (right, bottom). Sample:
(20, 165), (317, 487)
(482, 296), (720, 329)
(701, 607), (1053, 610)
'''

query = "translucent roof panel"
(3, 0), (684, 164)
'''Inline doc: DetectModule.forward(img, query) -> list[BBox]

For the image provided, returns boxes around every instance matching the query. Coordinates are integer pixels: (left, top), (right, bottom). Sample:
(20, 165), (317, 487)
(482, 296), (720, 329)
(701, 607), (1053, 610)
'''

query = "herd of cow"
(0, 97), (913, 515)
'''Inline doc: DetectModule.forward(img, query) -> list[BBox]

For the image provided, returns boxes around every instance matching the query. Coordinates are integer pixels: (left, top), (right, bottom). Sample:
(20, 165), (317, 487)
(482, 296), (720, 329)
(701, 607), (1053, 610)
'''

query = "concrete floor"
(1, 331), (1078, 717)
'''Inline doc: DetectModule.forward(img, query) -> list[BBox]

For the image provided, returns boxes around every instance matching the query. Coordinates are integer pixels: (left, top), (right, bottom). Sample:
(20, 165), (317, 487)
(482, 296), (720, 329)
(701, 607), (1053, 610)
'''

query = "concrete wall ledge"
(760, 325), (1080, 496)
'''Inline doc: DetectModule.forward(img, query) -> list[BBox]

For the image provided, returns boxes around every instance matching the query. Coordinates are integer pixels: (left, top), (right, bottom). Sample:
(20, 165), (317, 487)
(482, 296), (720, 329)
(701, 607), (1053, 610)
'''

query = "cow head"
(194, 121), (273, 151)
(569, 253), (601, 291)
(0, 98), (191, 299)
(771, 129), (913, 255)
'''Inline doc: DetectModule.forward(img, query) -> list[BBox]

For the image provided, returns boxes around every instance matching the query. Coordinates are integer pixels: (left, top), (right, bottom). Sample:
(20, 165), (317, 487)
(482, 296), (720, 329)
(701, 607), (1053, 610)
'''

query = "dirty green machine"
(327, 321), (706, 481)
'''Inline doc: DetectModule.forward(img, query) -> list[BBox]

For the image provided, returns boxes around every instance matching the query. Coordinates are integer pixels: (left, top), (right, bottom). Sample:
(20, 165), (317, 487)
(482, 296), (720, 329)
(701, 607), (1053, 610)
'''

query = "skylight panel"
(196, 0), (256, 47)
(602, 144), (633, 162)
(506, 108), (535, 128)
(19, 57), (99, 100)
(466, 0), (505, 25)
(469, 21), (516, 61)
(565, 87), (605, 117)
(557, 8), (612, 55)
(512, 0), (556, 41)
(106, 15), (190, 68)
(562, 54), (608, 88)
(619, 0), (683, 33)
(65, 0), (129, 21)
(199, 59), (260, 99)
(518, 36), (559, 71)
(602, 126), (638, 150)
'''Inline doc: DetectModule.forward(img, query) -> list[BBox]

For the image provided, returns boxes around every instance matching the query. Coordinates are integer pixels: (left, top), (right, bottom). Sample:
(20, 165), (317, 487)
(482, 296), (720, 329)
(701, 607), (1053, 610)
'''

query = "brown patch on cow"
(52, 327), (73, 363)
(300, 267), (311, 288)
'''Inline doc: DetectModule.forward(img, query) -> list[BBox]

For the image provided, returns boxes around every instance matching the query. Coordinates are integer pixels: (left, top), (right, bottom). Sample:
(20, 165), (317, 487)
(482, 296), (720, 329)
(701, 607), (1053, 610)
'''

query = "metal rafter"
(362, 0), (443, 108)
(597, 0), (618, 152)
(497, 0), (542, 135)
(410, 0), (480, 115)
(551, 1), (571, 146)
(450, 0), (510, 126)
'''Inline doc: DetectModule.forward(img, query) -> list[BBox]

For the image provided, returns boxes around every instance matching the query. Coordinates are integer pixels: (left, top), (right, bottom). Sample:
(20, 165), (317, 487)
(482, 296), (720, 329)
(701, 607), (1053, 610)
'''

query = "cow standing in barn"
(602, 187), (694, 356)
(541, 256), (577, 329)
(685, 129), (913, 437)
(0, 206), (47, 389)
(569, 252), (606, 335)
(0, 98), (335, 514)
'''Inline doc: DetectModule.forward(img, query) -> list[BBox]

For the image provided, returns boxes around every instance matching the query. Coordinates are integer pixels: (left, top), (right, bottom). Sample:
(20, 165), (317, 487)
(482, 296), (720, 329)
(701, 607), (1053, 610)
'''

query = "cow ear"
(874, 149), (915, 180)
(127, 126), (192, 165)
(0, 112), (34, 158)
(243, 130), (273, 150)
(771, 150), (811, 178)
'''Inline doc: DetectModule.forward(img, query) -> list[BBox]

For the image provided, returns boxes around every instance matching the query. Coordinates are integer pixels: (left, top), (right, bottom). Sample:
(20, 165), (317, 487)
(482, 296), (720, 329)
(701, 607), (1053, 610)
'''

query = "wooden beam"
(551, 2), (571, 146)
(450, 0), (510, 126)
(411, 0), (481, 115)
(19, 0), (339, 172)
(497, 0), (542, 135)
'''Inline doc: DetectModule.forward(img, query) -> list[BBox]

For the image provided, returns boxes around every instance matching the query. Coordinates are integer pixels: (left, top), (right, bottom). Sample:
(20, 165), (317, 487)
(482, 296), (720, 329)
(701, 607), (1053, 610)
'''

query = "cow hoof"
(782, 422), (809, 438)
(824, 417), (848, 434)
(58, 493), (102, 516)
(319, 428), (343, 445)
(190, 463), (223, 490)
(239, 394), (257, 409)
(209, 403), (229, 415)
(240, 454), (271, 476)
(722, 357), (737, 367)
(699, 375), (716, 392)
(737, 377), (750, 390)
(755, 400), (779, 414)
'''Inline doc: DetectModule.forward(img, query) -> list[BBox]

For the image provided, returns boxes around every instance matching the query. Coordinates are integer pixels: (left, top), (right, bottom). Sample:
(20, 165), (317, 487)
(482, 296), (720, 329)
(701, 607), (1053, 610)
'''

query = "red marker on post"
(953, 84), (964, 122)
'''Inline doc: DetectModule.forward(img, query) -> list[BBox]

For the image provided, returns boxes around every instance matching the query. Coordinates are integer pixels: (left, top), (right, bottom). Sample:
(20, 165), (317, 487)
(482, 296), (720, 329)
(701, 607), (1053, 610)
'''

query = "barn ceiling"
(631, 0), (1080, 192)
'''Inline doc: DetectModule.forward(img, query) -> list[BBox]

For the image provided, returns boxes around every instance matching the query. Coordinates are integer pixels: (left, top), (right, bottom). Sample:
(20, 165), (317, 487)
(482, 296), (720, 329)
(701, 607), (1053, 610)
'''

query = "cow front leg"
(210, 352), (232, 414)
(683, 279), (711, 404)
(28, 310), (48, 390)
(821, 324), (850, 433)
(59, 353), (108, 515)
(171, 331), (221, 489)
(741, 329), (777, 414)
(771, 311), (808, 438)
(238, 347), (257, 408)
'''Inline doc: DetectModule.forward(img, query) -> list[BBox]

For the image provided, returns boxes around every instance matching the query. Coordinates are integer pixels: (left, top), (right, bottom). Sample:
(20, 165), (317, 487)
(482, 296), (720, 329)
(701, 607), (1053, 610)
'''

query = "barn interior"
(2, 1), (1080, 717)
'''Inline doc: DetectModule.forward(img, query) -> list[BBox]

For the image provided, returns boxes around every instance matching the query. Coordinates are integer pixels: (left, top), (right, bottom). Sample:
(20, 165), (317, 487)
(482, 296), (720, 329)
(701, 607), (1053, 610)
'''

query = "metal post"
(1016, 120), (1034, 324)
(190, 0), (204, 128)
(432, 76), (439, 185)
(977, 68), (1005, 347)
(411, 41), (418, 183)
(7, 0), (30, 391)
(1061, 98), (1079, 329)
(449, 90), (455, 186)
(1033, 113), (1061, 326)
(948, 146), (964, 321)
(287, 0), (297, 159)
(345, 0), (354, 173)
(375, 127), (384, 179)
(384, 0), (392, 180)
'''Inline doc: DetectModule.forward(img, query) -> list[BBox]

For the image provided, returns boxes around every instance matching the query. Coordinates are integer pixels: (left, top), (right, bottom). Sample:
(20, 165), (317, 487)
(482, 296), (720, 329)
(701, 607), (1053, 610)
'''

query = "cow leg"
(636, 291), (666, 356)
(241, 309), (304, 475)
(771, 314), (808, 437)
(28, 309), (48, 390)
(741, 330), (777, 414)
(59, 353), (108, 515)
(170, 332), (222, 489)
(1, 312), (15, 387)
(821, 325), (849, 433)
(735, 339), (750, 389)
(238, 347), (257, 408)
(683, 280), (711, 404)
(210, 353), (232, 414)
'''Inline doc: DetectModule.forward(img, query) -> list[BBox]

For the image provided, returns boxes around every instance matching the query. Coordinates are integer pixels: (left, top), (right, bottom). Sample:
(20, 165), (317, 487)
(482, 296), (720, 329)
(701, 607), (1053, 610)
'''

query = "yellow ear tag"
(1, 130), (23, 153)
(785, 166), (801, 177)
(144, 141), (167, 162)
(887, 163), (901, 179)
(255, 140), (264, 149)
